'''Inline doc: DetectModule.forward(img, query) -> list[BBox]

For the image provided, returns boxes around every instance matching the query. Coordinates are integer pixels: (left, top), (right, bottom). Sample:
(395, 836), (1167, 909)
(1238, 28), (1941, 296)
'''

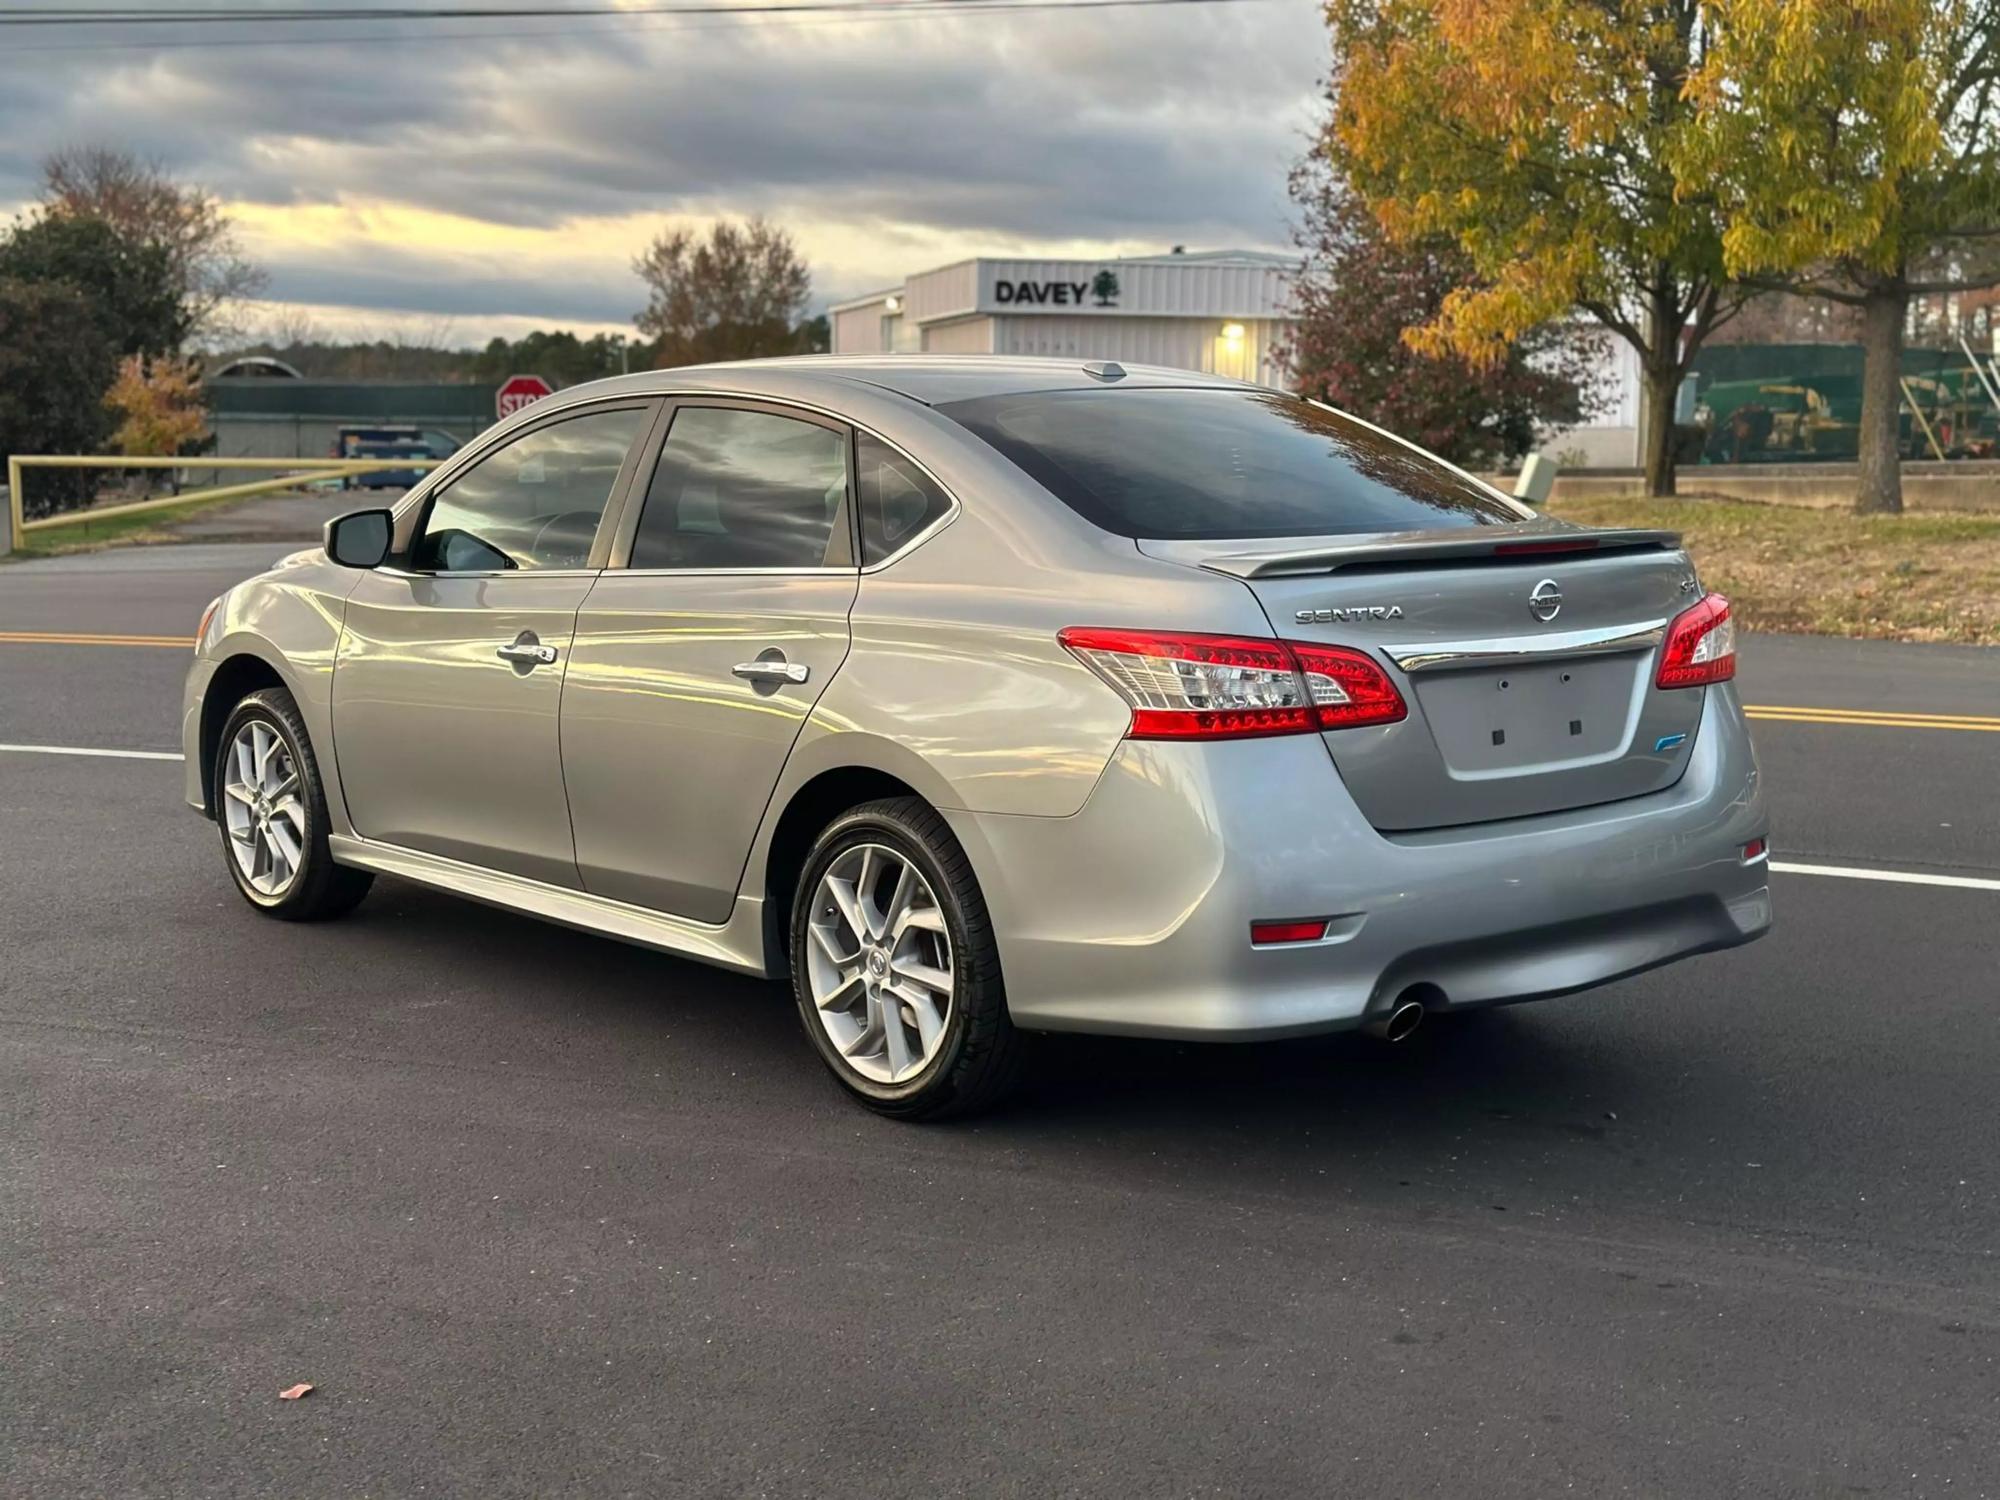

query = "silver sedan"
(183, 357), (1770, 1117)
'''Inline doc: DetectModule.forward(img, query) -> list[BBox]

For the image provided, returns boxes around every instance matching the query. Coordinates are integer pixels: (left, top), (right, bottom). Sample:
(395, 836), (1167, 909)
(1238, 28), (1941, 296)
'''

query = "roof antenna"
(1082, 360), (1126, 381)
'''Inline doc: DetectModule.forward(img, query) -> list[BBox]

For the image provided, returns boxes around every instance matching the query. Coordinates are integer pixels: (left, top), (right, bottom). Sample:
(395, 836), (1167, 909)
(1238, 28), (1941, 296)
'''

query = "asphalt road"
(3, 544), (1997, 1497)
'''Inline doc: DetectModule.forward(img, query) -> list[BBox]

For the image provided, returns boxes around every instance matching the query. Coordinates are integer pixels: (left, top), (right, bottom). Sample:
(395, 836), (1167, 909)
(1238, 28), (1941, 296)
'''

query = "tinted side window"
(411, 406), (645, 572)
(938, 388), (1528, 540)
(630, 407), (849, 570)
(856, 432), (952, 565)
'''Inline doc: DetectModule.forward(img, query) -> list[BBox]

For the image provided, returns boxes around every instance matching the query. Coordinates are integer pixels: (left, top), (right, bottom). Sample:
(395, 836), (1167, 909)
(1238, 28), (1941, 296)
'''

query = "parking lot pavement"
(1738, 631), (2000, 717)
(0, 546), (283, 754)
(3, 545), (1999, 1496)
(150, 488), (387, 545)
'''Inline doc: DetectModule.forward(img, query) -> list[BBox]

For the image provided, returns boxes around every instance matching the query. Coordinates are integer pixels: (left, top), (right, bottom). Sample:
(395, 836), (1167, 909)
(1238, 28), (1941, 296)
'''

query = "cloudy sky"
(0, 0), (1328, 346)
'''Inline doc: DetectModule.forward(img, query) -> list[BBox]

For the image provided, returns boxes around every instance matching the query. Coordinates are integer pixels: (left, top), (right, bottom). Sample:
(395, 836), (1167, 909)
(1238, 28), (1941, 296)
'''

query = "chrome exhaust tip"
(1365, 998), (1426, 1043)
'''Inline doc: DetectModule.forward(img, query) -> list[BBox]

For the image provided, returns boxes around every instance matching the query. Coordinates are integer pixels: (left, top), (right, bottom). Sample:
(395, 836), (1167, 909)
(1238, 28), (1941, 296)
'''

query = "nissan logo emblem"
(1529, 578), (1563, 622)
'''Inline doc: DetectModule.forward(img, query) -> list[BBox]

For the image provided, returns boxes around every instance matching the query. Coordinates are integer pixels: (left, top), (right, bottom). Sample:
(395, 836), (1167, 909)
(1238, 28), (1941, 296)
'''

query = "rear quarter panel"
(736, 397), (1276, 910)
(800, 449), (1275, 819)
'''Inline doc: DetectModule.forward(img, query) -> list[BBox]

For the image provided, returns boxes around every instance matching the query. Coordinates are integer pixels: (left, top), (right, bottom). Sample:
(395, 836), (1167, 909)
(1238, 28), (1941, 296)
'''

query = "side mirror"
(325, 508), (393, 569)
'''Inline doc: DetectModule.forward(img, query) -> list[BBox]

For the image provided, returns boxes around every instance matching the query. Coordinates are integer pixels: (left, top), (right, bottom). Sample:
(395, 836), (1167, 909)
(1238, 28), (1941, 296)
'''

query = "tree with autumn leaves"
(1326, 0), (1737, 497)
(105, 355), (208, 459)
(1, 148), (248, 512)
(1287, 153), (1601, 469)
(1320, 0), (2000, 508)
(1677, 0), (2000, 512)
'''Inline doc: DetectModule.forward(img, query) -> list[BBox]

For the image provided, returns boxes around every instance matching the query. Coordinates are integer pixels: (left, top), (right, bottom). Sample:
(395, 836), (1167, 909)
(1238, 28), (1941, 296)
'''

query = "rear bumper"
(946, 686), (1768, 1039)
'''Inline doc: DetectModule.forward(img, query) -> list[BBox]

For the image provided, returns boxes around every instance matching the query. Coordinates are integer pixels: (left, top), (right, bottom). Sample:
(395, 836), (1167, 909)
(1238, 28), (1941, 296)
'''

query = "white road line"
(3, 742), (1998, 891)
(1771, 861), (2000, 892)
(0, 742), (184, 762)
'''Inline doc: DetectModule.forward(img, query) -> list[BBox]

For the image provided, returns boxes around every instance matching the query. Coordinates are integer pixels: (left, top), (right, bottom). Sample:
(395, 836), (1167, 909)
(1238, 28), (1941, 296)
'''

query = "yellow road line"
(1747, 706), (2000, 732)
(1, 632), (1996, 734)
(0, 630), (195, 649)
(1747, 703), (2000, 725)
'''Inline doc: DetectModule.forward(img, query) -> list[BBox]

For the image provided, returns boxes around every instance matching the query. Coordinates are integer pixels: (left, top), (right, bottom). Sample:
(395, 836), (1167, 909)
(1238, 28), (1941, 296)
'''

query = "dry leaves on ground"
(1549, 495), (2000, 645)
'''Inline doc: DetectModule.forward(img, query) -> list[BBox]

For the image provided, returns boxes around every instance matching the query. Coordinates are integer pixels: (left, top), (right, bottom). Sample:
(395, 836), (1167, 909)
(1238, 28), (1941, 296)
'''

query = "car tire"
(789, 796), (1027, 1120)
(213, 687), (373, 922)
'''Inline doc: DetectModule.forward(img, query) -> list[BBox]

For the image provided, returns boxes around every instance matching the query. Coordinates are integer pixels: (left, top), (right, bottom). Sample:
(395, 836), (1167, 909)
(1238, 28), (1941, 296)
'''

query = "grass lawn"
(11, 485), (1998, 647)
(4, 489), (309, 561)
(1548, 495), (2000, 646)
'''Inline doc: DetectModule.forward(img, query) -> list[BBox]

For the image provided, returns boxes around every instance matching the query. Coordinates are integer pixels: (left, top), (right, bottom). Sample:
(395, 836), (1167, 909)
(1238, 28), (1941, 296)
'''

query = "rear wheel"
(789, 797), (1025, 1119)
(214, 687), (372, 921)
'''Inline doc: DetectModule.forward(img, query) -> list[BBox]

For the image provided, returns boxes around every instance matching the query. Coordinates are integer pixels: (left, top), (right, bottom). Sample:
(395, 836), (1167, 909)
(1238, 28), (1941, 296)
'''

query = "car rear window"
(937, 387), (1527, 539)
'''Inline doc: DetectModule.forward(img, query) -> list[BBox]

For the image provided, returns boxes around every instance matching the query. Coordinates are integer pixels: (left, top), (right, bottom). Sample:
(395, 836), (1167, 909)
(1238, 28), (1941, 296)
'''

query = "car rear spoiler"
(1194, 527), (1685, 580)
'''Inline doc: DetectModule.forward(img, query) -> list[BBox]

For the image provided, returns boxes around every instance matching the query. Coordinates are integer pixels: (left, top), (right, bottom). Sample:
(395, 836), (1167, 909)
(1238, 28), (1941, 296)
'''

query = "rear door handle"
(497, 642), (559, 666)
(732, 660), (809, 684)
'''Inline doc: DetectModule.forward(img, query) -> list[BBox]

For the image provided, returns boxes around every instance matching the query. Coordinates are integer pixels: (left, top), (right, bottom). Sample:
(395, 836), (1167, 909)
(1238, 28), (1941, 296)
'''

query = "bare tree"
(633, 216), (811, 367)
(246, 302), (323, 352)
(1705, 290), (1867, 347)
(394, 315), (461, 354)
(42, 144), (268, 343)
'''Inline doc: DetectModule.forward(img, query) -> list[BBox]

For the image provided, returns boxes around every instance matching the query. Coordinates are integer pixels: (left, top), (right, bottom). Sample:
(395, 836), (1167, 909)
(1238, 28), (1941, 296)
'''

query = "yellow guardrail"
(5, 454), (443, 553)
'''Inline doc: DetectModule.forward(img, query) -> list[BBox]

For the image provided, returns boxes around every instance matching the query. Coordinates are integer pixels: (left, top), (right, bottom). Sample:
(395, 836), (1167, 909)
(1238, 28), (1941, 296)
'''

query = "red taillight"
(1130, 706), (1317, 739)
(1058, 628), (1314, 740)
(1290, 643), (1409, 729)
(1058, 628), (1406, 741)
(1251, 918), (1329, 945)
(1656, 593), (1736, 689)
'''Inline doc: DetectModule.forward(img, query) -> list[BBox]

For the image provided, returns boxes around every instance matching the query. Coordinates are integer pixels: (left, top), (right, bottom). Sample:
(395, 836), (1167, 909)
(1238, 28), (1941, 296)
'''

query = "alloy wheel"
(804, 842), (955, 1084)
(221, 719), (307, 898)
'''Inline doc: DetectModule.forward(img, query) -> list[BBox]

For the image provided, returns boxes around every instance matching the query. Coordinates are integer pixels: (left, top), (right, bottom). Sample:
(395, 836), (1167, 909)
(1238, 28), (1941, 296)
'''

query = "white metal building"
(830, 247), (1646, 467)
(830, 249), (1297, 386)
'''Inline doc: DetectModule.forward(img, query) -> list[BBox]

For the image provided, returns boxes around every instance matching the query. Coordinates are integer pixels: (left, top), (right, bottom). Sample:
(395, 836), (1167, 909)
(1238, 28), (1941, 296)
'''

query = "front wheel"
(214, 687), (373, 921)
(789, 797), (1026, 1119)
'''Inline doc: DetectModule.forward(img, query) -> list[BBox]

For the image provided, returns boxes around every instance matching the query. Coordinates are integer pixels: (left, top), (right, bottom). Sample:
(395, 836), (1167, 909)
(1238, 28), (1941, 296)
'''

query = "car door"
(331, 399), (659, 888)
(560, 400), (860, 922)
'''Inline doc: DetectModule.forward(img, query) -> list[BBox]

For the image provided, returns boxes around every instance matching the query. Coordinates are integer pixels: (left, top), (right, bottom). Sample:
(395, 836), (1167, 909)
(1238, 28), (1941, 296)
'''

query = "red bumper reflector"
(1742, 837), (1768, 862)
(1250, 918), (1330, 945)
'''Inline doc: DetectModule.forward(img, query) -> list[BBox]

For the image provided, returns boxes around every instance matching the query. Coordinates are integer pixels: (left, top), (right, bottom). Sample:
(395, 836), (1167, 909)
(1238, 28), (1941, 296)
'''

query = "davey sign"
(992, 269), (1122, 310)
(496, 373), (554, 419)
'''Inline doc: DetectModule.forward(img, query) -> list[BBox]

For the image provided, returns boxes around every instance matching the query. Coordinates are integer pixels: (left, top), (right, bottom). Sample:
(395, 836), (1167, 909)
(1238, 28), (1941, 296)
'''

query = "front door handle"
(732, 659), (809, 685)
(497, 641), (559, 666)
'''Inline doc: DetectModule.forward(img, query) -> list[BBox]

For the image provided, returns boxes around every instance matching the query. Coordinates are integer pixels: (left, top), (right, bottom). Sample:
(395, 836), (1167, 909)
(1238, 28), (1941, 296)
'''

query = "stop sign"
(496, 373), (554, 419)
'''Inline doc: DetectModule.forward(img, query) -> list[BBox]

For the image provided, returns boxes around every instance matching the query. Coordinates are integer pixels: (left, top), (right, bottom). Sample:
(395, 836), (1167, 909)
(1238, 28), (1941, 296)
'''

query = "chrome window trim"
(616, 397), (854, 575)
(849, 426), (961, 574)
(1386, 620), (1667, 675)
(609, 566), (858, 579)
(857, 496), (958, 575)
(600, 390), (961, 576)
(387, 394), (662, 577)
(387, 390), (658, 525)
(388, 385), (963, 575)
(1302, 396), (1536, 517)
(372, 566), (603, 581)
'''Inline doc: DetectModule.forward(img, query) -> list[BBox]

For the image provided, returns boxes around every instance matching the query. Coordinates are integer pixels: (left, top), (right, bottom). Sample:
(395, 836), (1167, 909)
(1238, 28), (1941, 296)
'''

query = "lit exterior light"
(1221, 322), (1246, 341)
(884, 295), (903, 313)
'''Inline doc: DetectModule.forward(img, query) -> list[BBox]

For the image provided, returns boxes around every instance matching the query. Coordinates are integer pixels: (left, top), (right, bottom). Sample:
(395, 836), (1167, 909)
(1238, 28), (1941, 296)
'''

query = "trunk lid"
(1138, 525), (1708, 831)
